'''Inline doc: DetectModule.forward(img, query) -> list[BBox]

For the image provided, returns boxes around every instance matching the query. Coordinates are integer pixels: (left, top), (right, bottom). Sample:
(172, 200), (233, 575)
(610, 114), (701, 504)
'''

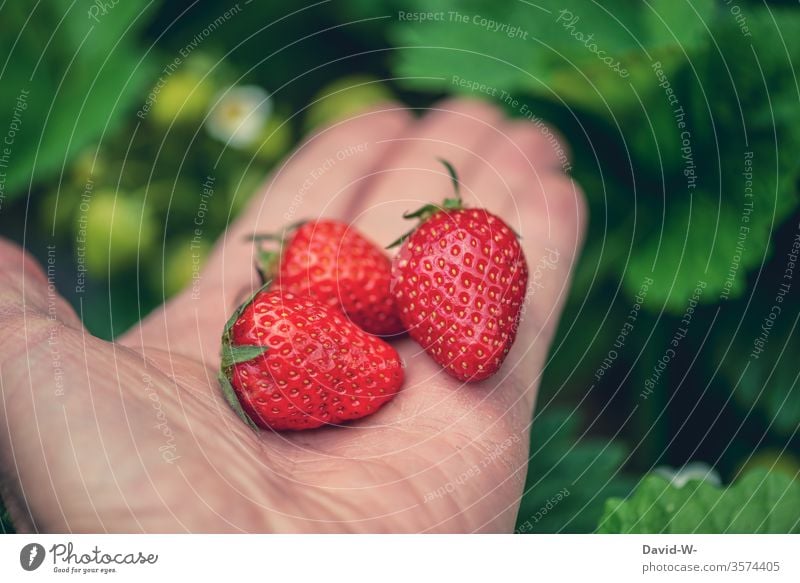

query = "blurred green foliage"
(516, 407), (634, 533)
(0, 504), (12, 534)
(1, 0), (799, 533)
(0, 1), (155, 198)
(598, 468), (800, 533)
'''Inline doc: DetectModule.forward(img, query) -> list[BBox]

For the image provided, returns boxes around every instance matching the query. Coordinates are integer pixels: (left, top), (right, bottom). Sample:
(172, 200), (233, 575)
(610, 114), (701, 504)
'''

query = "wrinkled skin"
(0, 99), (585, 532)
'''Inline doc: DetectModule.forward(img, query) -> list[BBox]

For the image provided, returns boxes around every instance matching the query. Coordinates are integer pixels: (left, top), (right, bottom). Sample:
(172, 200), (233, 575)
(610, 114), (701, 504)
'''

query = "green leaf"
(624, 197), (749, 311)
(623, 8), (800, 311)
(221, 344), (268, 369)
(401, 204), (438, 220)
(718, 297), (800, 437)
(0, 1), (156, 199)
(217, 371), (259, 431)
(598, 468), (800, 533)
(392, 0), (715, 115)
(250, 234), (284, 242)
(516, 407), (633, 533)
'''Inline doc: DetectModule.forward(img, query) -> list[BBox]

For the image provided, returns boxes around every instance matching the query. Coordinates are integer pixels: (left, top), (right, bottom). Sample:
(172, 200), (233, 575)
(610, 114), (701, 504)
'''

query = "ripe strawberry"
(254, 220), (404, 336)
(390, 160), (528, 382)
(218, 288), (404, 431)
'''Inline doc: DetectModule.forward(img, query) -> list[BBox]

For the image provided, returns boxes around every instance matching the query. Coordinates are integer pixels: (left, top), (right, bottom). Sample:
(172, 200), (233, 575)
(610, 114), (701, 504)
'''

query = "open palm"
(0, 99), (585, 533)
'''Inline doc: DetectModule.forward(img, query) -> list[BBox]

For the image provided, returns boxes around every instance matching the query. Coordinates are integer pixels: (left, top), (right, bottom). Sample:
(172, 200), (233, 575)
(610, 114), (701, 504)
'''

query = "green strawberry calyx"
(387, 158), (464, 249)
(218, 280), (273, 430)
(248, 219), (307, 283)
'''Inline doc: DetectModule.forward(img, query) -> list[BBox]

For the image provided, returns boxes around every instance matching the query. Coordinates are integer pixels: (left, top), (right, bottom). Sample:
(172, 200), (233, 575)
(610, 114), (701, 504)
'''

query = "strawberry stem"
(387, 158), (464, 249)
(437, 157), (461, 199)
(249, 233), (284, 242)
(255, 248), (280, 284)
(248, 219), (307, 283)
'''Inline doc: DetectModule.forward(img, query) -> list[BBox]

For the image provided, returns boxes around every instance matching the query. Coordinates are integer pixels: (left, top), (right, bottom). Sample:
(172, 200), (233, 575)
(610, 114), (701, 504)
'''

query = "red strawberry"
(254, 220), (404, 336)
(218, 288), (404, 431)
(390, 160), (528, 382)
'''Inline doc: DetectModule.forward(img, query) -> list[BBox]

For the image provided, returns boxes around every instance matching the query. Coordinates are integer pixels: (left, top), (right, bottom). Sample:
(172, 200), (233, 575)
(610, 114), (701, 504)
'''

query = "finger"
(121, 104), (413, 363)
(350, 98), (505, 247)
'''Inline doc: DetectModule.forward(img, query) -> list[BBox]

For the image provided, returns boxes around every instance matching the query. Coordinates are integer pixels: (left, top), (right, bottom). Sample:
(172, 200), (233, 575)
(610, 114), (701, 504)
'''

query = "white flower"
(206, 85), (272, 149)
(654, 462), (722, 489)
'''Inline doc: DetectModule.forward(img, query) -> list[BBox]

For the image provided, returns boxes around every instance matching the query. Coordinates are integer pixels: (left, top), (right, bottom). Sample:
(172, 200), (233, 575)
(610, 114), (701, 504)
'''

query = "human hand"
(0, 99), (585, 532)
